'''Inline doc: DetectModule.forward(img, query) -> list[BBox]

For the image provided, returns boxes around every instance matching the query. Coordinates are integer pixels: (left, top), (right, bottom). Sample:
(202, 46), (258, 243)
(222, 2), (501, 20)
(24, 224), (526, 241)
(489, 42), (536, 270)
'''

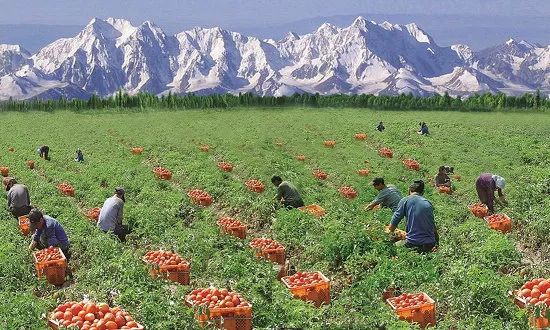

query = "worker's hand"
(431, 246), (438, 253)
(498, 195), (508, 206)
(28, 241), (36, 251)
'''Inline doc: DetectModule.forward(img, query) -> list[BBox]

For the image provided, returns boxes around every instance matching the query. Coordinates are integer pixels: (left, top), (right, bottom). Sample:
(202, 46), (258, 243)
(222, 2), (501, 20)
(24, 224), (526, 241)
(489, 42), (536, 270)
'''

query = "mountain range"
(0, 17), (548, 100)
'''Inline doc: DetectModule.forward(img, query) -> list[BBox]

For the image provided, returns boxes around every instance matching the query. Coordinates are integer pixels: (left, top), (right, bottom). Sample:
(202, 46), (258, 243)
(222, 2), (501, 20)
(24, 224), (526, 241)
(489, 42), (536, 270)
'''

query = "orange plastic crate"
(387, 292), (436, 328)
(530, 314), (549, 329)
(245, 180), (264, 193)
(27, 160), (35, 169)
(338, 186), (357, 199)
(282, 272), (331, 307)
(200, 145), (210, 152)
(313, 170), (328, 180)
(437, 186), (452, 195)
(19, 216), (30, 236)
(509, 290), (549, 329)
(218, 162), (234, 172)
(358, 169), (370, 176)
(402, 159), (421, 171)
(296, 155), (306, 161)
(86, 207), (101, 221)
(33, 248), (67, 286)
(469, 203), (488, 218)
(378, 147), (393, 158)
(185, 298), (252, 330)
(187, 189), (213, 207)
(354, 133), (367, 140)
(323, 140), (336, 148)
(49, 319), (144, 330)
(153, 167), (172, 180)
(218, 218), (247, 239)
(298, 204), (326, 218)
(484, 213), (512, 233)
(56, 183), (75, 197)
(145, 260), (191, 285)
(249, 239), (286, 265)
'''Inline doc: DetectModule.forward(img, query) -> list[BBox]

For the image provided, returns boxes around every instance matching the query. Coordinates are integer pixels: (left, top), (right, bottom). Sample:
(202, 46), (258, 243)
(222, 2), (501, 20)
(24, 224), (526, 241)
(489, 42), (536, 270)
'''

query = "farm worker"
(271, 176), (304, 209)
(376, 121), (385, 132)
(74, 149), (84, 162)
(388, 180), (439, 253)
(98, 187), (131, 241)
(3, 177), (31, 217)
(37, 145), (50, 160)
(28, 208), (71, 259)
(365, 177), (402, 212)
(475, 173), (507, 214)
(434, 166), (451, 187)
(417, 122), (429, 135)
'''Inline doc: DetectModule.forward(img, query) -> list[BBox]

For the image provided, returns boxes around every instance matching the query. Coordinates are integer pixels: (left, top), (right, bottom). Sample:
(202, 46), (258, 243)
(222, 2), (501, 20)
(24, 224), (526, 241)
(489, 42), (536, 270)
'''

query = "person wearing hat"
(271, 176), (304, 209)
(475, 173), (507, 214)
(97, 187), (131, 242)
(365, 177), (403, 212)
(28, 208), (70, 258)
(4, 177), (31, 218)
(388, 180), (439, 253)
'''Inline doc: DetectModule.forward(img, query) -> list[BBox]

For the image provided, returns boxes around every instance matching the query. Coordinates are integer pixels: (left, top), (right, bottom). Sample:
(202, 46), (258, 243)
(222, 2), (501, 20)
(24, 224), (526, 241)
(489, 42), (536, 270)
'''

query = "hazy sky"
(1, 0), (549, 26)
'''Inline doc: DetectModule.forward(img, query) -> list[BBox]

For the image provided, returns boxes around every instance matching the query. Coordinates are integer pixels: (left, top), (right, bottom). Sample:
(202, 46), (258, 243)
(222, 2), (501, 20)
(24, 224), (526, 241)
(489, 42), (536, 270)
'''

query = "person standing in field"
(28, 208), (71, 259)
(3, 177), (31, 217)
(365, 177), (403, 212)
(475, 173), (507, 214)
(37, 145), (50, 160)
(434, 166), (451, 187)
(376, 122), (385, 132)
(388, 180), (438, 253)
(271, 176), (304, 209)
(97, 187), (131, 241)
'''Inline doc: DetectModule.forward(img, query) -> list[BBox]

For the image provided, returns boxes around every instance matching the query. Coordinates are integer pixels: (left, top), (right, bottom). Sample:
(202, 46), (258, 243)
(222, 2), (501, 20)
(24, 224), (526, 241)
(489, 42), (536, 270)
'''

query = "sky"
(0, 0), (549, 51)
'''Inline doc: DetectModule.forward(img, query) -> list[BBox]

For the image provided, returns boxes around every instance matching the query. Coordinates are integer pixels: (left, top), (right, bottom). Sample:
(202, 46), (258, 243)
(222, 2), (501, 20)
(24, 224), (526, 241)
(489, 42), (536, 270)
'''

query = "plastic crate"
(245, 180), (264, 193)
(378, 148), (393, 158)
(27, 160), (35, 169)
(131, 147), (144, 155)
(56, 183), (75, 197)
(484, 213), (512, 233)
(200, 145), (210, 152)
(149, 264), (190, 285)
(86, 207), (101, 221)
(468, 203), (488, 218)
(323, 140), (336, 148)
(402, 159), (420, 171)
(354, 133), (367, 140)
(313, 170), (328, 180)
(186, 299), (253, 330)
(509, 290), (549, 329)
(387, 292), (436, 328)
(19, 216), (30, 236)
(0, 166), (9, 177)
(224, 225), (247, 239)
(298, 204), (326, 218)
(437, 186), (452, 195)
(296, 155), (306, 161)
(358, 169), (370, 176)
(187, 189), (213, 207)
(34, 248), (67, 286)
(218, 162), (234, 172)
(153, 167), (172, 180)
(249, 241), (286, 265)
(282, 272), (331, 307)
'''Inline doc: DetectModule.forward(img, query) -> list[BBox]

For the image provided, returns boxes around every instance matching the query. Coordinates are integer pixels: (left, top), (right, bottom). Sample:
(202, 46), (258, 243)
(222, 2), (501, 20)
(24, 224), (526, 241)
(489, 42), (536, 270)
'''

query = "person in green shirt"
(365, 177), (403, 212)
(271, 176), (304, 209)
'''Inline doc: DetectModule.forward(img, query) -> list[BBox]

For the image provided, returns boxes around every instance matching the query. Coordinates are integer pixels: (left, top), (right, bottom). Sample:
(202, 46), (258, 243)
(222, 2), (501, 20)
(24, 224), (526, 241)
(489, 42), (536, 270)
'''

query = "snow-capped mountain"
(0, 17), (548, 100)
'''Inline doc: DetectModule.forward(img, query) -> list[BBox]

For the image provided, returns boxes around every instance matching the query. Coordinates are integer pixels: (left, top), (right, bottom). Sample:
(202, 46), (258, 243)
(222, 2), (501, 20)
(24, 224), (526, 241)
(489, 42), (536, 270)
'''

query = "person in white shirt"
(97, 187), (131, 241)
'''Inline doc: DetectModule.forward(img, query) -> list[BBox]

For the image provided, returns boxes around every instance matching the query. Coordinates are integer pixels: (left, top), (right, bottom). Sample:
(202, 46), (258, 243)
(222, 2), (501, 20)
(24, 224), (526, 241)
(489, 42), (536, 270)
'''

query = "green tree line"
(0, 90), (548, 112)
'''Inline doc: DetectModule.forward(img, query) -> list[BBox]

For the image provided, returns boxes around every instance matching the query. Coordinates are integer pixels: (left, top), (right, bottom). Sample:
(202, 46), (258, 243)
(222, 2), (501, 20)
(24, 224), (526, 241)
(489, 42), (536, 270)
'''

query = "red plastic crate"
(354, 133), (367, 140)
(19, 216), (30, 236)
(298, 204), (326, 218)
(469, 203), (489, 218)
(33, 248), (67, 286)
(131, 147), (144, 155)
(484, 213), (512, 233)
(387, 292), (436, 328)
(0, 166), (9, 177)
(282, 271), (331, 307)
(217, 217), (247, 239)
(185, 294), (252, 330)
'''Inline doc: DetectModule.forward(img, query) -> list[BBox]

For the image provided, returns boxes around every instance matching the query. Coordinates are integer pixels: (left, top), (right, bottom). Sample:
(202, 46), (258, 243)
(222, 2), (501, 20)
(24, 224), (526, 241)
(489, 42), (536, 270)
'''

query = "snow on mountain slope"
(0, 17), (548, 100)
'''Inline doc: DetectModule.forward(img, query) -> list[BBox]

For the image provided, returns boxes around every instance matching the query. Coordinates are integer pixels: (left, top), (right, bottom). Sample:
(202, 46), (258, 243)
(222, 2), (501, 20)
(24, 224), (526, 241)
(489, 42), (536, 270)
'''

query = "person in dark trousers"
(376, 122), (385, 132)
(388, 180), (439, 254)
(3, 177), (31, 218)
(271, 176), (304, 209)
(434, 166), (451, 187)
(74, 149), (84, 162)
(97, 187), (131, 241)
(475, 173), (507, 214)
(37, 145), (50, 160)
(418, 122), (429, 135)
(28, 208), (71, 259)
(365, 177), (403, 212)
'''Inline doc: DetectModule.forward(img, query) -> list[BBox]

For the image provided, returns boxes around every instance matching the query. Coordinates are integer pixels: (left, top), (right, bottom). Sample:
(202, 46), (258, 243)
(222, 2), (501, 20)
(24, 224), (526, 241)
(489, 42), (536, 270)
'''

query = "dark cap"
(372, 177), (384, 185)
(28, 208), (44, 232)
(115, 187), (125, 195)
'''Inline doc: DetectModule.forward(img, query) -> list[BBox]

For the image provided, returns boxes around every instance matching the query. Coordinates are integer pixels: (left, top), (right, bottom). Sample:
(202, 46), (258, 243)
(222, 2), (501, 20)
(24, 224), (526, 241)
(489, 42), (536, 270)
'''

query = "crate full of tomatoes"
(282, 271), (330, 307)
(217, 162), (234, 172)
(249, 238), (285, 265)
(511, 278), (549, 329)
(323, 140), (336, 148)
(245, 180), (264, 193)
(484, 213), (512, 233)
(354, 133), (367, 140)
(358, 169), (370, 176)
(338, 186), (357, 199)
(296, 155), (306, 161)
(153, 167), (172, 180)
(143, 250), (190, 285)
(468, 203), (488, 218)
(131, 147), (144, 155)
(34, 247), (67, 286)
(187, 189), (213, 207)
(57, 182), (75, 197)
(86, 208), (101, 222)
(437, 186), (452, 195)
(386, 292), (436, 328)
(313, 169), (328, 180)
(19, 215), (30, 236)
(186, 287), (252, 330)
(402, 159), (421, 171)
(217, 217), (246, 239)
(200, 145), (210, 152)
(0, 166), (9, 177)
(378, 147), (393, 158)
(298, 204), (326, 218)
(48, 301), (143, 329)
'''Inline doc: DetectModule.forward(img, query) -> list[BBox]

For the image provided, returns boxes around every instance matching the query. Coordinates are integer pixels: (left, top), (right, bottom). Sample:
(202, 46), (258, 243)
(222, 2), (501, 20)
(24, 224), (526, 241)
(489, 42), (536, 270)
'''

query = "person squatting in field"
(417, 122), (429, 135)
(365, 177), (403, 212)
(434, 166), (452, 187)
(74, 149), (84, 162)
(97, 187), (132, 241)
(3, 177), (31, 218)
(376, 121), (385, 132)
(271, 176), (304, 209)
(476, 173), (507, 214)
(28, 208), (71, 260)
(388, 180), (439, 254)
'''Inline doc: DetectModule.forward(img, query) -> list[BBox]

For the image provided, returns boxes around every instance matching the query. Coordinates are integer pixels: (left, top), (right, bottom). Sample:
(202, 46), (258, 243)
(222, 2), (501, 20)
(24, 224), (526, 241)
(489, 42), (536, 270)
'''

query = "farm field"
(0, 107), (549, 329)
